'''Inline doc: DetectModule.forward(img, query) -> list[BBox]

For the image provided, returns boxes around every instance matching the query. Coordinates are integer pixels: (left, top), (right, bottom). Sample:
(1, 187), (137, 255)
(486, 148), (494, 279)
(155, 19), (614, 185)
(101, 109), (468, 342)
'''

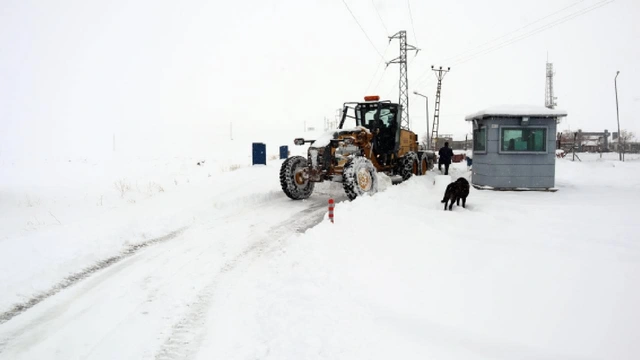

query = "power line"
(373, 67), (389, 93)
(441, 0), (586, 65)
(365, 43), (391, 94)
(411, 67), (437, 91)
(371, 0), (389, 35)
(341, 0), (385, 59)
(412, 0), (599, 84)
(407, 0), (419, 47)
(451, 0), (614, 66)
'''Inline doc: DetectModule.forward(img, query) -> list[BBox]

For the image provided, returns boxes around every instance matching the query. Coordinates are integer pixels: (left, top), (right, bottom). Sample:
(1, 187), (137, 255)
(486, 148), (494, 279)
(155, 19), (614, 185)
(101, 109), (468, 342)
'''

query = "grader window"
(364, 108), (377, 126)
(379, 107), (398, 128)
(358, 103), (399, 131)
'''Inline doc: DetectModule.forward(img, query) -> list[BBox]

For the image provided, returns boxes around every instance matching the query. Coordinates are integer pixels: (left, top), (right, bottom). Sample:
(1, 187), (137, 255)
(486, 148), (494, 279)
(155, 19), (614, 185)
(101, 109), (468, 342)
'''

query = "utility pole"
(545, 59), (557, 109)
(430, 65), (450, 150)
(615, 71), (621, 161)
(387, 30), (419, 130)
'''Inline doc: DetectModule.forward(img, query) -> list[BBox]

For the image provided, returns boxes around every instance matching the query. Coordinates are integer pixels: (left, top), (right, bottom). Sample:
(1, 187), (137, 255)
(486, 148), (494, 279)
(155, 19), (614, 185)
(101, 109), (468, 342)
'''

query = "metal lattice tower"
(545, 61), (557, 109)
(430, 66), (450, 150)
(387, 30), (418, 130)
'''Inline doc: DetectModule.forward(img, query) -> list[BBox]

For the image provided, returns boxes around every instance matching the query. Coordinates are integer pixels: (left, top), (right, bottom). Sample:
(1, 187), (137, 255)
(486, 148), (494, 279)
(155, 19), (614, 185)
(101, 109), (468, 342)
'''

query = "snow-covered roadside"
(0, 138), (306, 313)
(194, 155), (640, 360)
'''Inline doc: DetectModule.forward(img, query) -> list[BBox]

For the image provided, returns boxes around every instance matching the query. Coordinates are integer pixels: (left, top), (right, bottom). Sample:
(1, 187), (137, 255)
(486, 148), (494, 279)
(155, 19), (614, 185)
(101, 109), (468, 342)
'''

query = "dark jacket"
(438, 146), (454, 164)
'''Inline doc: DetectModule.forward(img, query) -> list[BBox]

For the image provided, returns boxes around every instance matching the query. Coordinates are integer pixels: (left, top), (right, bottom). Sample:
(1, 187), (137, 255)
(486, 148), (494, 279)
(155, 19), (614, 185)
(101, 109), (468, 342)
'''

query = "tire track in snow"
(154, 201), (330, 360)
(0, 227), (188, 326)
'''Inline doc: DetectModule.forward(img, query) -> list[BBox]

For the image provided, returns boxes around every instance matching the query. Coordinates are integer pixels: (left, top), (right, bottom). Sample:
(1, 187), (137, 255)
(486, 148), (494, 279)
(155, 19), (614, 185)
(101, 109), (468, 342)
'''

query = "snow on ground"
(0, 152), (639, 359)
(0, 136), (307, 312)
(193, 153), (640, 360)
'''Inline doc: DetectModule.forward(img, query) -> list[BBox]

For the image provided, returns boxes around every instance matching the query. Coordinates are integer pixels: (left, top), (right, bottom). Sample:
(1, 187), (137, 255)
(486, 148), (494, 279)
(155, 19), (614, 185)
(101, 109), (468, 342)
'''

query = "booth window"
(501, 128), (546, 152)
(473, 127), (486, 151)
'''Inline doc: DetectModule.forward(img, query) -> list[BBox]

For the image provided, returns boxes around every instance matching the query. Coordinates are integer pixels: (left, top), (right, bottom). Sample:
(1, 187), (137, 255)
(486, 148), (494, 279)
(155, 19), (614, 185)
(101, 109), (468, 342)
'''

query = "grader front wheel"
(343, 157), (378, 201)
(280, 156), (315, 200)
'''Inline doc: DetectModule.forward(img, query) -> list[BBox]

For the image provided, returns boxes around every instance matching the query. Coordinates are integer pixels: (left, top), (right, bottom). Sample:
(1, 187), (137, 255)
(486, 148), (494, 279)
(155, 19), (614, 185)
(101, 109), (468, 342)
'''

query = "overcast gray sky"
(1, 0), (638, 158)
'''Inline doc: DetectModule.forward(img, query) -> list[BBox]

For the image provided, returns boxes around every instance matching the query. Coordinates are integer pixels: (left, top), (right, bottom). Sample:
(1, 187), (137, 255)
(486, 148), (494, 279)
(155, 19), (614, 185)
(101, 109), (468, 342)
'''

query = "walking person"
(438, 141), (454, 175)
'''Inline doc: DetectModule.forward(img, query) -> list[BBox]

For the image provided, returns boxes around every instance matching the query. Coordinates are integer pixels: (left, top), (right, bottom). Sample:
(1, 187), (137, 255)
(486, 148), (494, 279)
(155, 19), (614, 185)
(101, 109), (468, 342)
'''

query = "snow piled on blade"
(311, 127), (370, 148)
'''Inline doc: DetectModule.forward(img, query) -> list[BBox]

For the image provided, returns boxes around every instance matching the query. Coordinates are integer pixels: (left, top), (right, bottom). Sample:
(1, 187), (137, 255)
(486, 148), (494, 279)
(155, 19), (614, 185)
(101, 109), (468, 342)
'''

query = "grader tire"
(400, 152), (419, 181)
(418, 153), (429, 175)
(280, 156), (314, 200)
(343, 157), (378, 201)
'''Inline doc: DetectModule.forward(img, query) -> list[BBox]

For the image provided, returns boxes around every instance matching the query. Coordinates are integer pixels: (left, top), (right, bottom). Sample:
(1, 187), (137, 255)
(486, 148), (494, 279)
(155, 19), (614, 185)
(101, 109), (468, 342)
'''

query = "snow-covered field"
(1, 151), (639, 359)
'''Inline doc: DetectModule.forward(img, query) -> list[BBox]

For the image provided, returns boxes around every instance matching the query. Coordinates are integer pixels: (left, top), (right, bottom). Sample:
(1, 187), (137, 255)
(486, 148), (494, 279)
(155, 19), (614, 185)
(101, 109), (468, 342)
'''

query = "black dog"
(441, 177), (470, 211)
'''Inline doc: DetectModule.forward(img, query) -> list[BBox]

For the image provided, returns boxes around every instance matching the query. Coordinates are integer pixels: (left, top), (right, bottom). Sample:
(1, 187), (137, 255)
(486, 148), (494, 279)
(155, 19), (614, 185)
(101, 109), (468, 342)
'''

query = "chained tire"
(418, 153), (429, 175)
(280, 156), (314, 200)
(400, 151), (419, 181)
(343, 157), (378, 201)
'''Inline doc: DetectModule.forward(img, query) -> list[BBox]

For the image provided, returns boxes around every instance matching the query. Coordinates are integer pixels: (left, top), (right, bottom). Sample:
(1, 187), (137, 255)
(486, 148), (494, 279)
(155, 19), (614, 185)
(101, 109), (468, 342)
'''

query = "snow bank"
(195, 158), (640, 359)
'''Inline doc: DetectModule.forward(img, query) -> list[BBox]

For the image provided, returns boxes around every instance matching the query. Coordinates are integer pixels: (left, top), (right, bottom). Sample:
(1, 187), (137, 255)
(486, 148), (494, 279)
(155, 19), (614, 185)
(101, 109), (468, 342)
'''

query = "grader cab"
(280, 96), (435, 200)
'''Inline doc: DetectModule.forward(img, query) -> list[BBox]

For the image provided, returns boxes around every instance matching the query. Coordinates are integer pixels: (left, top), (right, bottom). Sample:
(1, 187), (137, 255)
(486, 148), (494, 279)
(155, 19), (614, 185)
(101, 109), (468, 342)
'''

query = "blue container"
(279, 145), (288, 159)
(252, 143), (266, 165)
(466, 157), (473, 167)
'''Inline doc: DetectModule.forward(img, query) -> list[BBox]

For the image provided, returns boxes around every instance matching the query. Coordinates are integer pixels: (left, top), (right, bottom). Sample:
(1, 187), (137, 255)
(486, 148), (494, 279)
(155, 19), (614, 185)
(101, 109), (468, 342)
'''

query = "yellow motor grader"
(280, 96), (435, 200)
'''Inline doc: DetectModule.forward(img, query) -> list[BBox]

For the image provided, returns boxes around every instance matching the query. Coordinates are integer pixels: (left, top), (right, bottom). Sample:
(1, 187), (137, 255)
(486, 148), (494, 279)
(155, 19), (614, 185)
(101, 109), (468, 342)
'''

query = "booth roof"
(465, 105), (568, 121)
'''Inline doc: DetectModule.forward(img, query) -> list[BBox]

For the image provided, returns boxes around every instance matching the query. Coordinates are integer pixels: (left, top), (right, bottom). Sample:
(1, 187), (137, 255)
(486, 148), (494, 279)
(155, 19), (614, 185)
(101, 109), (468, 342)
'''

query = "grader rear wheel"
(399, 152), (419, 181)
(419, 155), (428, 175)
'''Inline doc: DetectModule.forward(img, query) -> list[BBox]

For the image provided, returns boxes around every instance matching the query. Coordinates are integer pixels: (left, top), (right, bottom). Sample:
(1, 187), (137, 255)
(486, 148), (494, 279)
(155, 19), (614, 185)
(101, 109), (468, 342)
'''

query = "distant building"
(577, 130), (610, 152)
(557, 129), (611, 152)
(449, 138), (471, 150)
(433, 135), (453, 150)
(610, 133), (640, 153)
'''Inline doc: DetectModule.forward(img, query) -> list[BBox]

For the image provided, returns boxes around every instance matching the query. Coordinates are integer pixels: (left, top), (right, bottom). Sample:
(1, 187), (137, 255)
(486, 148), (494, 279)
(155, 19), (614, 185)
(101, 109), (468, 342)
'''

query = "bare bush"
(148, 182), (165, 193)
(114, 179), (131, 198)
(24, 194), (40, 207)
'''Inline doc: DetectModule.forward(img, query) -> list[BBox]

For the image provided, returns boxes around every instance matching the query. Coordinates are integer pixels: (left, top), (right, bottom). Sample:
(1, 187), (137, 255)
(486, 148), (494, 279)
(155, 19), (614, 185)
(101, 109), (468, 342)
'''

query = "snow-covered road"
(0, 175), (343, 359)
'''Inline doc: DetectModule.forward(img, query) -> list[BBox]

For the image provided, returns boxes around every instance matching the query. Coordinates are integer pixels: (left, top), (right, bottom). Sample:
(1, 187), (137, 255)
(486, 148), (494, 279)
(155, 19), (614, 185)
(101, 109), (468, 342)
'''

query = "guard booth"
(465, 105), (567, 190)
